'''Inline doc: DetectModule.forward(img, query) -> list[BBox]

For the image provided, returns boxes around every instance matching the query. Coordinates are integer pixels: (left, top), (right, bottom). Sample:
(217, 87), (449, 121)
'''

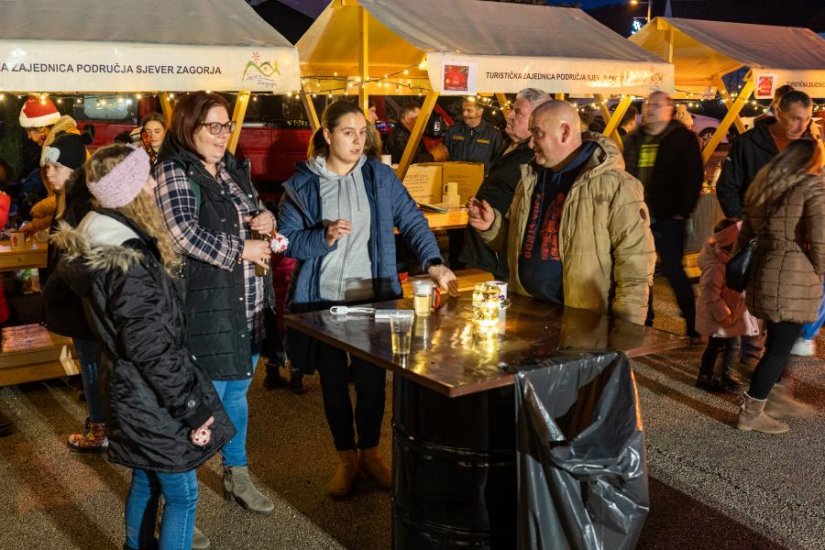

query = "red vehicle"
(75, 94), (313, 200)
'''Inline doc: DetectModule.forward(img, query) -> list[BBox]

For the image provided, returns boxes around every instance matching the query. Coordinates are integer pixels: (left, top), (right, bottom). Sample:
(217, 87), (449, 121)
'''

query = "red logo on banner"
(756, 75), (774, 98)
(443, 64), (470, 92)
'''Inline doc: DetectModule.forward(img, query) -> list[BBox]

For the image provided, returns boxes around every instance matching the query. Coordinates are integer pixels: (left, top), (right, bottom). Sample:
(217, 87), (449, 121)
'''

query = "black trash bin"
(515, 351), (649, 550)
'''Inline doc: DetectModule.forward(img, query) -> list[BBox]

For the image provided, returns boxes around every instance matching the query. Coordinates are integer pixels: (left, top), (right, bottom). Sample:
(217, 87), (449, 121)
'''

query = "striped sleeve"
(153, 160), (242, 270)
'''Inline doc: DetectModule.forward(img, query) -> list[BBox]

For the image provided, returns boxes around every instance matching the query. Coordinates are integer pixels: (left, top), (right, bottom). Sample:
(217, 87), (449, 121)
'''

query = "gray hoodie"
(307, 155), (374, 302)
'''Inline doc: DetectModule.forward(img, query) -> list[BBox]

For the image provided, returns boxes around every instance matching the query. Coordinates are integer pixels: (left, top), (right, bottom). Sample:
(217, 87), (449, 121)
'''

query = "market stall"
(630, 17), (825, 164)
(297, 0), (675, 180)
(0, 0), (300, 385)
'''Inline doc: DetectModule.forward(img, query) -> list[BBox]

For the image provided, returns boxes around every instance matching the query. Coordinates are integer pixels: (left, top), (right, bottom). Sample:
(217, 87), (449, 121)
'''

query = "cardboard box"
(402, 163), (443, 204)
(402, 162), (484, 205)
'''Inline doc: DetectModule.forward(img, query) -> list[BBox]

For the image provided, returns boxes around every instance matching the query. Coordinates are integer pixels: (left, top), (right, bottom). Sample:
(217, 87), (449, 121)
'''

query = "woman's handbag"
(726, 185), (798, 292)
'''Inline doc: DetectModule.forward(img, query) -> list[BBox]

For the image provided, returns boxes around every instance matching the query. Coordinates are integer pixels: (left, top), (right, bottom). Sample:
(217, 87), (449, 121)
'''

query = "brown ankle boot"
(329, 449), (359, 497)
(358, 446), (391, 489)
(67, 418), (108, 452)
(738, 394), (789, 434)
(764, 383), (812, 418)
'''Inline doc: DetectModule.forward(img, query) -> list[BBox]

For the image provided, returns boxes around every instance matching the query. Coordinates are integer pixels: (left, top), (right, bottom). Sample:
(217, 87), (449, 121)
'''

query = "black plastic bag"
(515, 351), (649, 550)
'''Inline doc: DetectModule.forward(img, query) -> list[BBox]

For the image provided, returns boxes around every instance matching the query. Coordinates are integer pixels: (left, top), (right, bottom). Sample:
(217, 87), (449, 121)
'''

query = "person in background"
(154, 92), (276, 546)
(469, 100), (655, 324)
(694, 219), (758, 393)
(131, 113), (167, 166)
(673, 104), (694, 131)
(717, 90), (815, 358)
(39, 133), (109, 452)
(458, 88), (550, 280)
(623, 91), (704, 341)
(54, 144), (234, 550)
(736, 139), (825, 434)
(279, 100), (457, 498)
(444, 97), (505, 173)
(617, 105), (639, 137)
(18, 96), (85, 237)
(0, 188), (10, 437)
(385, 103), (448, 164)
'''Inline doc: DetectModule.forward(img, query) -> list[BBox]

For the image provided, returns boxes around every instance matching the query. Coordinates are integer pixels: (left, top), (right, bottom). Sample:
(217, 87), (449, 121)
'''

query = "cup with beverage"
(412, 279), (441, 317)
(389, 310), (415, 355)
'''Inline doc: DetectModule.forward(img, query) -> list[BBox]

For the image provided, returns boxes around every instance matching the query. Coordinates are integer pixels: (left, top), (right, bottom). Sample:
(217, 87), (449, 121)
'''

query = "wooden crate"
(0, 324), (77, 386)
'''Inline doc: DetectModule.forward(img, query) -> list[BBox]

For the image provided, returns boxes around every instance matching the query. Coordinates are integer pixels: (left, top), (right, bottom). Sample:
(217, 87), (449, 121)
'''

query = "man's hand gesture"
(467, 197), (495, 232)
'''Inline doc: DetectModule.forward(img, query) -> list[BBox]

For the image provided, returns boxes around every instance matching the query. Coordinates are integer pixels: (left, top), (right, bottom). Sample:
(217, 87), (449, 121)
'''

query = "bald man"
(468, 101), (655, 324)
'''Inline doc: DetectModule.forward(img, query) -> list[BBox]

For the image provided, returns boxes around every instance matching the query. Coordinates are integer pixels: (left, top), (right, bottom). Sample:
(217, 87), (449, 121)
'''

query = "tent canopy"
(298, 0), (674, 96)
(630, 17), (825, 98)
(0, 0), (300, 92)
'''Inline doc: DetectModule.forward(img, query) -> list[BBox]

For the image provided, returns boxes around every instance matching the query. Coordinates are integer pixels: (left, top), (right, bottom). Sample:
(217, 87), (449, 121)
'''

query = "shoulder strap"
(756, 180), (804, 236)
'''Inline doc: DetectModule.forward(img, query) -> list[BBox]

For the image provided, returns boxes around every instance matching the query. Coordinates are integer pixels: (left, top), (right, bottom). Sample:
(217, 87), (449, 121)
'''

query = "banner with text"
(427, 53), (673, 96)
(0, 40), (301, 92)
(752, 70), (825, 99)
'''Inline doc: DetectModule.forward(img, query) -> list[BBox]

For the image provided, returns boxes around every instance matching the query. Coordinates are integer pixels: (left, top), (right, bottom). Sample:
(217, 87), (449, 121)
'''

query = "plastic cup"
(389, 310), (415, 355)
(412, 279), (436, 316)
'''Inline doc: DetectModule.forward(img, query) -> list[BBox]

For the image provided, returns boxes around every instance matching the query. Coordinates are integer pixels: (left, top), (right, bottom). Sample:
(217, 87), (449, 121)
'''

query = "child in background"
(695, 219), (760, 393)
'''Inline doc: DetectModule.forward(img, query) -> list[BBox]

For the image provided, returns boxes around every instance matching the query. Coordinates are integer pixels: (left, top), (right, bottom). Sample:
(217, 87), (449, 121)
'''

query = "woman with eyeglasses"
(153, 92), (276, 539)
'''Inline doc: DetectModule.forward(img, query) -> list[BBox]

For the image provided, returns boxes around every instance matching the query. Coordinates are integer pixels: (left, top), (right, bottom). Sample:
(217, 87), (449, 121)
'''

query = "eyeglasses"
(199, 121), (236, 135)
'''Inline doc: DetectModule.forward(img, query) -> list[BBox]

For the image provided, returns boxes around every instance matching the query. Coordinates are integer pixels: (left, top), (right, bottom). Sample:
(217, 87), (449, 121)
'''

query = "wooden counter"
(0, 240), (48, 271)
(422, 208), (469, 231)
(0, 324), (77, 387)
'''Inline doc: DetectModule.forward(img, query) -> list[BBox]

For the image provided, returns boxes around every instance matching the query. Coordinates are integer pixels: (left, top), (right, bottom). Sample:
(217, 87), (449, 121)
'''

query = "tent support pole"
(496, 92), (510, 117)
(594, 94), (621, 145)
(397, 91), (438, 180)
(301, 84), (320, 132)
(159, 93), (173, 128)
(554, 93), (565, 100)
(358, 6), (370, 117)
(712, 74), (746, 134)
(604, 95), (633, 150)
(227, 91), (249, 155)
(702, 73), (755, 165)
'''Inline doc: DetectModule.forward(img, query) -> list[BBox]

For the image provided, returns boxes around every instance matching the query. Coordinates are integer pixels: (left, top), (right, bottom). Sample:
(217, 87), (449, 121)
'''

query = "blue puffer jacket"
(280, 156), (442, 309)
(279, 156), (442, 373)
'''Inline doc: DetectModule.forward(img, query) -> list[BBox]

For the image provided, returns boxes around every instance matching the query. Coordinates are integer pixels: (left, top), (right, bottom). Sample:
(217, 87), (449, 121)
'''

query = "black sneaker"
(696, 373), (726, 393)
(0, 410), (13, 437)
(288, 373), (305, 395)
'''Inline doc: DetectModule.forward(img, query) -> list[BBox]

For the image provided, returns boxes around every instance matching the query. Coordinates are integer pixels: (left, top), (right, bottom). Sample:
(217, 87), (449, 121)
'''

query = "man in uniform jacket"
(444, 98), (505, 173)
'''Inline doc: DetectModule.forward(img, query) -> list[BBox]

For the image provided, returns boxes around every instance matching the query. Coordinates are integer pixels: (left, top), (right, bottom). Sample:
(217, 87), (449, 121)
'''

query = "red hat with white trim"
(19, 97), (61, 128)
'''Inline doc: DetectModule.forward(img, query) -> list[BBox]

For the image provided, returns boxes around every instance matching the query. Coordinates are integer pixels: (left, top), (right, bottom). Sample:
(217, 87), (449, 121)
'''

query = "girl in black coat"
(54, 144), (234, 550)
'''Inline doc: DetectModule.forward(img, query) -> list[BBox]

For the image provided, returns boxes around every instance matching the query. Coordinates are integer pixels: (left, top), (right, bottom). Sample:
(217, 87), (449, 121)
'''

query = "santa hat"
(19, 97), (61, 128)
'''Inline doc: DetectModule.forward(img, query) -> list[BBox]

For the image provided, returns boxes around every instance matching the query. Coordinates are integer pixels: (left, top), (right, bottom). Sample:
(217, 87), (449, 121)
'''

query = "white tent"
(298, 0), (674, 97)
(0, 0), (301, 93)
(630, 17), (825, 99)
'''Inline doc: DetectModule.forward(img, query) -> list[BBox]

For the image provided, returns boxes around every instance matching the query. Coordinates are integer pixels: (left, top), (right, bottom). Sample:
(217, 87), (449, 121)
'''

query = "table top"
(0, 240), (48, 271)
(284, 292), (686, 397)
(422, 209), (468, 231)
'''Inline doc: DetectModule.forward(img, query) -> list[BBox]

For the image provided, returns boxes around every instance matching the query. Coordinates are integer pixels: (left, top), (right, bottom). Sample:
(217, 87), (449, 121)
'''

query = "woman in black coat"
(54, 144), (234, 550)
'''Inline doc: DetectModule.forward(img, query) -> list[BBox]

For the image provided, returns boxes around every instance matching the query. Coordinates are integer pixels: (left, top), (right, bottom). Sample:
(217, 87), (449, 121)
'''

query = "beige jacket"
(480, 132), (655, 325)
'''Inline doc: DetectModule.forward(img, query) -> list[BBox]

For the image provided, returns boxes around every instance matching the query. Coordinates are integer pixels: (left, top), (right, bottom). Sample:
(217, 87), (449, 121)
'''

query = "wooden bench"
(0, 324), (77, 387)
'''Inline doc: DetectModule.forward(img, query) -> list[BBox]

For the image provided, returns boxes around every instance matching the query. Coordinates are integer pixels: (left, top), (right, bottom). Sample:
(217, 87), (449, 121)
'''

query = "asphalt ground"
(0, 277), (822, 549)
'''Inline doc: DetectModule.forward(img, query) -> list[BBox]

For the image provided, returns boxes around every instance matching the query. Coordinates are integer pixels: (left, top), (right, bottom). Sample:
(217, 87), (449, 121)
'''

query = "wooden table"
(0, 239), (75, 387)
(285, 292), (685, 549)
(0, 240), (48, 271)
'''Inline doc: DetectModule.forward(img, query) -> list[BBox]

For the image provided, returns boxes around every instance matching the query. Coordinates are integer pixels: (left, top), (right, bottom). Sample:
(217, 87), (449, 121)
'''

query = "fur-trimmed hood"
(51, 212), (145, 298)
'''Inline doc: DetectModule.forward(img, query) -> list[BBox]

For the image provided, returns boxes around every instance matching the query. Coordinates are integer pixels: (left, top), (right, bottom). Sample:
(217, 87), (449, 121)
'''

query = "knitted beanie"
(41, 133), (86, 170)
(87, 147), (151, 209)
(19, 97), (61, 128)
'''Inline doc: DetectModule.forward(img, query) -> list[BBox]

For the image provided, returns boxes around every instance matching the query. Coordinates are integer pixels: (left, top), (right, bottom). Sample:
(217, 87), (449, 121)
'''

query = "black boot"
(0, 410), (13, 437)
(720, 366), (744, 394)
(288, 370), (305, 395)
(696, 372), (725, 393)
(262, 361), (287, 389)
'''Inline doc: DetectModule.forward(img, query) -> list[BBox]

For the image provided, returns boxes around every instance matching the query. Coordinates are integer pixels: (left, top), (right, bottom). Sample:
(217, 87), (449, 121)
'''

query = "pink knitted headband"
(87, 147), (151, 209)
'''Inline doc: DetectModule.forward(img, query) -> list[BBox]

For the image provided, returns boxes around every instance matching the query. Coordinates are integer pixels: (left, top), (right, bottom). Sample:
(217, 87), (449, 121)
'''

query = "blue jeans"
(125, 468), (198, 550)
(801, 280), (825, 340)
(73, 338), (103, 423)
(211, 345), (259, 467)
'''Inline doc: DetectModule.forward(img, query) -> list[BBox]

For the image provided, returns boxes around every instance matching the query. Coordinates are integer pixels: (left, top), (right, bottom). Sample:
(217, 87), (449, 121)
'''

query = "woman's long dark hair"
(307, 100), (365, 160)
(160, 92), (230, 161)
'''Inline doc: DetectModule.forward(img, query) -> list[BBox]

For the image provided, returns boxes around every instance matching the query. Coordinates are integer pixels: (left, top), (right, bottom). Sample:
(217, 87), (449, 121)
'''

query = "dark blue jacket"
(279, 156), (442, 313)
